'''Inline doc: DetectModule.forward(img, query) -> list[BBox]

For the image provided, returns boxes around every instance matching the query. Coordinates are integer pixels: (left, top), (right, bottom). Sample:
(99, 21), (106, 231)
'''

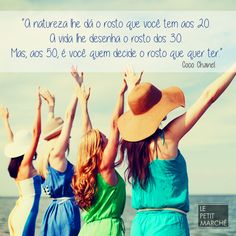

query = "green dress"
(79, 171), (126, 236)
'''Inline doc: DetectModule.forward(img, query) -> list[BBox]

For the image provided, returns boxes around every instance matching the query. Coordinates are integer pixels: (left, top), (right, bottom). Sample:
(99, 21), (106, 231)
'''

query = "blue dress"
(131, 151), (190, 236)
(8, 175), (41, 236)
(40, 161), (80, 236)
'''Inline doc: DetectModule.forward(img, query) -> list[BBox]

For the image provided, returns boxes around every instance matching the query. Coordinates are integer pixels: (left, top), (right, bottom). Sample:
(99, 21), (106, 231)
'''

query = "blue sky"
(0, 0), (236, 196)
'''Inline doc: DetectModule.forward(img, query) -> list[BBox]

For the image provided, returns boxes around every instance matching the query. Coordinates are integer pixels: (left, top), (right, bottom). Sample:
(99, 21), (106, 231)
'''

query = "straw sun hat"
(4, 130), (32, 158)
(43, 117), (64, 140)
(117, 82), (185, 142)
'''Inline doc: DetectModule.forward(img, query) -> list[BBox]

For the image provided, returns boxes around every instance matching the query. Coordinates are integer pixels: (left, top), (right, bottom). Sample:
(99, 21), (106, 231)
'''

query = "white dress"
(8, 175), (41, 236)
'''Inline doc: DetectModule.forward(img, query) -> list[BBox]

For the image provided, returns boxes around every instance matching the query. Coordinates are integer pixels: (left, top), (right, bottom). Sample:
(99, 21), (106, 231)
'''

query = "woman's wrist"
(80, 101), (88, 110)
(119, 90), (126, 96)
(48, 105), (54, 112)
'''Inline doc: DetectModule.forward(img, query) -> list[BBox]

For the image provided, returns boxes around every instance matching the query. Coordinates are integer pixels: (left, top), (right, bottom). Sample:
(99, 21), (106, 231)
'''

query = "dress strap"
(152, 129), (165, 160)
(159, 129), (165, 145)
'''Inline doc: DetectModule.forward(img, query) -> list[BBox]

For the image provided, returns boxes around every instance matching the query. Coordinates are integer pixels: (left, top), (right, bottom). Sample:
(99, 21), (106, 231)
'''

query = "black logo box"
(198, 204), (228, 227)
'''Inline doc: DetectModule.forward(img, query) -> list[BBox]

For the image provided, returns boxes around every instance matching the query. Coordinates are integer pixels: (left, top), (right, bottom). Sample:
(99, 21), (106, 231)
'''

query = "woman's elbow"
(202, 89), (217, 105)
(33, 127), (41, 138)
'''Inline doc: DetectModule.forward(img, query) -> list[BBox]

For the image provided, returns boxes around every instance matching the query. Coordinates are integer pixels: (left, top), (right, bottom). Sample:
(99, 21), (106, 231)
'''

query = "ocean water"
(0, 195), (235, 236)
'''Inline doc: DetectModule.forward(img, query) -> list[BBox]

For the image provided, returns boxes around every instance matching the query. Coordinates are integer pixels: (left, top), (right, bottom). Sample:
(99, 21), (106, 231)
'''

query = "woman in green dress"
(71, 68), (128, 236)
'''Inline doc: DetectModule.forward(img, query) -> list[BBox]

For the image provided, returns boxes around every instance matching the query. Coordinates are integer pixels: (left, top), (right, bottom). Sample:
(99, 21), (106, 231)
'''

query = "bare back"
(149, 129), (179, 162)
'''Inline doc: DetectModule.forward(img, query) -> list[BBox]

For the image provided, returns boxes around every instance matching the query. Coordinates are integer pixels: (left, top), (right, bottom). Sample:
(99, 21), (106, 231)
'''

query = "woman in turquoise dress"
(118, 64), (236, 235)
(0, 89), (42, 236)
(38, 69), (83, 236)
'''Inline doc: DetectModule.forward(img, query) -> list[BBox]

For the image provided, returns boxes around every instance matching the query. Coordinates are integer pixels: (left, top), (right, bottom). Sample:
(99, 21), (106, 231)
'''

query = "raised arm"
(101, 79), (127, 170)
(123, 67), (143, 110)
(40, 89), (55, 120)
(51, 93), (78, 158)
(71, 65), (83, 86)
(71, 65), (92, 135)
(0, 106), (14, 142)
(22, 88), (42, 165)
(166, 63), (236, 143)
(76, 85), (92, 135)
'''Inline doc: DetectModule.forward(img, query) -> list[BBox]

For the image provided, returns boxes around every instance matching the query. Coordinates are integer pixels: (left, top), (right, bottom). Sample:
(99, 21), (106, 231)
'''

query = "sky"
(0, 0), (236, 196)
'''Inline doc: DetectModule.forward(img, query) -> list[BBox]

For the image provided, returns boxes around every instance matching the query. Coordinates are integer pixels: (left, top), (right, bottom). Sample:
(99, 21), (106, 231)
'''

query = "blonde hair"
(72, 129), (104, 210)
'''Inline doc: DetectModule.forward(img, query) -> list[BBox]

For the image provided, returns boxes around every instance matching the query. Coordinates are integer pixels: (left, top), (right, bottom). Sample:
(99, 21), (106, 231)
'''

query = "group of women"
(0, 63), (235, 236)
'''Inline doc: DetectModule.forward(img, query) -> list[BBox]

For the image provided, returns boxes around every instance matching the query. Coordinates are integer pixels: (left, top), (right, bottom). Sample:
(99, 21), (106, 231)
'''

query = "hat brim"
(118, 86), (185, 142)
(43, 125), (63, 140)
(4, 143), (30, 159)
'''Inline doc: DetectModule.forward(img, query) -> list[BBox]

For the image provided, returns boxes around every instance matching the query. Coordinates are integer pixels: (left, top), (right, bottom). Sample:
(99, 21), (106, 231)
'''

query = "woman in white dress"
(0, 88), (42, 236)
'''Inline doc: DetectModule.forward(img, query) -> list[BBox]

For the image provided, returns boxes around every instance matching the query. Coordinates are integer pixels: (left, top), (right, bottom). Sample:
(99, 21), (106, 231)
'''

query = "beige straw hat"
(43, 117), (64, 140)
(117, 82), (185, 142)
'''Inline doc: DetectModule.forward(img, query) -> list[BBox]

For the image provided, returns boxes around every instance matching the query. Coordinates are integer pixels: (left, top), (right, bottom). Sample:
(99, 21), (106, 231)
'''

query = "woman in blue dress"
(0, 89), (42, 236)
(118, 64), (236, 236)
(38, 68), (84, 236)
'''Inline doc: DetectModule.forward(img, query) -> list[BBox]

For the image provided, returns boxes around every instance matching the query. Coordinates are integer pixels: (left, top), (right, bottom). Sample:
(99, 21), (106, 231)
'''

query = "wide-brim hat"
(118, 82), (185, 142)
(43, 117), (64, 140)
(4, 130), (32, 158)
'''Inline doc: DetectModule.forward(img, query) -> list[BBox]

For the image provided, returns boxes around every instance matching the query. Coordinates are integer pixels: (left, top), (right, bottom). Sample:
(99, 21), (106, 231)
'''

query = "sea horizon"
(1, 194), (236, 236)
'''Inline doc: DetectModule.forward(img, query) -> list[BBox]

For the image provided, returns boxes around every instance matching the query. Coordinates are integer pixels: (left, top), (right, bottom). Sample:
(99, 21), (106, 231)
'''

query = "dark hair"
(120, 129), (160, 189)
(8, 155), (24, 178)
(8, 152), (38, 178)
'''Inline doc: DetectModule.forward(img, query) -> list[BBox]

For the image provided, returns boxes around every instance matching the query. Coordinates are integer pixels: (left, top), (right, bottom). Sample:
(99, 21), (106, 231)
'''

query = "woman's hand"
(36, 87), (42, 110)
(0, 105), (9, 120)
(76, 85), (91, 105)
(0, 105), (13, 142)
(71, 65), (83, 86)
(124, 65), (143, 88)
(40, 89), (55, 107)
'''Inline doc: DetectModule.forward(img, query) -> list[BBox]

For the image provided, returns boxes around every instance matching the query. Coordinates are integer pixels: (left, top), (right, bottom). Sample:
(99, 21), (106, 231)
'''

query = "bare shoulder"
(99, 167), (118, 186)
(155, 128), (179, 160)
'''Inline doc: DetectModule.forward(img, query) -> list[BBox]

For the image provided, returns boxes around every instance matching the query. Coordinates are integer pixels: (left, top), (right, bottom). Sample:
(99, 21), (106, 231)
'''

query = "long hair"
(120, 129), (160, 189)
(8, 155), (24, 178)
(72, 129), (104, 210)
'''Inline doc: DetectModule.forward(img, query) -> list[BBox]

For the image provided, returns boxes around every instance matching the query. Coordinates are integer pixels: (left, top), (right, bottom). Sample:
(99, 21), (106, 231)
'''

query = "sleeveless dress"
(79, 171), (126, 236)
(131, 150), (190, 236)
(8, 175), (41, 236)
(40, 161), (81, 236)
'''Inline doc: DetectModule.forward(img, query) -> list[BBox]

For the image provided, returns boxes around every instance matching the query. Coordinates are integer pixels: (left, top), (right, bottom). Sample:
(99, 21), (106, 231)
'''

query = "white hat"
(4, 130), (32, 158)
